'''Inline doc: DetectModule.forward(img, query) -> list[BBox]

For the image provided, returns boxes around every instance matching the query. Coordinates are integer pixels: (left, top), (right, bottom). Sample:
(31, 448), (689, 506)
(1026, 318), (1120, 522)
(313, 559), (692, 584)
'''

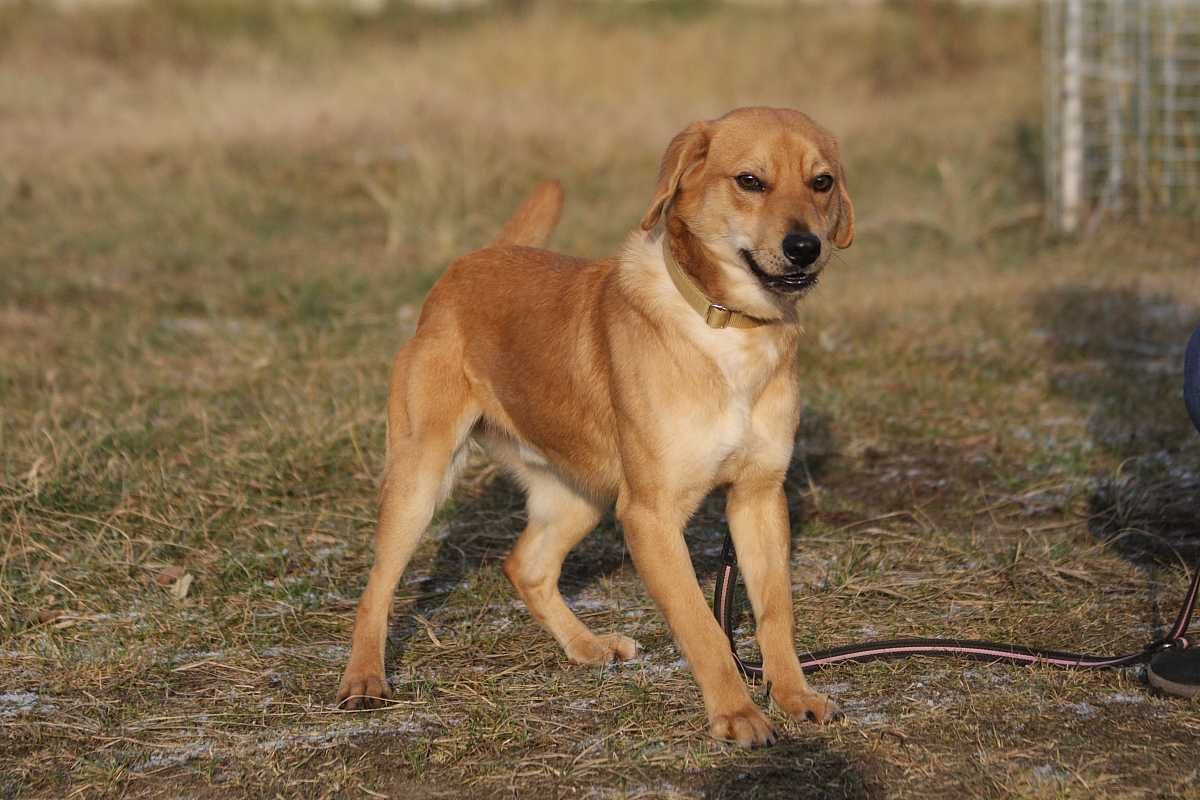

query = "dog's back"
(426, 247), (622, 493)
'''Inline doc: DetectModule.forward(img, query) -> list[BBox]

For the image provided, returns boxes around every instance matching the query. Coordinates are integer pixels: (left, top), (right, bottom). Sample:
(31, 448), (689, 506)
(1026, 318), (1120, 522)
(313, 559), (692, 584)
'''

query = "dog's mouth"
(739, 249), (818, 294)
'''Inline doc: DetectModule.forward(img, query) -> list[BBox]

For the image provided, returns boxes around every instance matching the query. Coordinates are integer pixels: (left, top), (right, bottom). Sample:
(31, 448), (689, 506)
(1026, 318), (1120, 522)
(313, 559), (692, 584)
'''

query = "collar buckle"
(704, 304), (733, 329)
(661, 236), (765, 331)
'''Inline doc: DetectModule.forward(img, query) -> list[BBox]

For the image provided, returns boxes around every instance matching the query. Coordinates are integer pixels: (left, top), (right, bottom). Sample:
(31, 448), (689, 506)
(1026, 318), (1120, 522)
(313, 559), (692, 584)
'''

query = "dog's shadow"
(697, 739), (869, 800)
(386, 407), (839, 659)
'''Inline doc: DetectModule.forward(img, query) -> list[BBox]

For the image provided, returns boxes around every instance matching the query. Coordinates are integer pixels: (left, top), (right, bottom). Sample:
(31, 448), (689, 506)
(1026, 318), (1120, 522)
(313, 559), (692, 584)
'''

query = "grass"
(2, 1), (1200, 798)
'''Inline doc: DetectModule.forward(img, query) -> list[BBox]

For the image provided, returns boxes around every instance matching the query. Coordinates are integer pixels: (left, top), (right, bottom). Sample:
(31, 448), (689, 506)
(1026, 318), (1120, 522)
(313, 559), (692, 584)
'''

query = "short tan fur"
(336, 107), (855, 748)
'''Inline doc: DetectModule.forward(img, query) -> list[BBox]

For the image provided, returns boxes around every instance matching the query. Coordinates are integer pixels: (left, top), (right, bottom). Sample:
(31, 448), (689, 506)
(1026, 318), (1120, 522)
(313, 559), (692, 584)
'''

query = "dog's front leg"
(726, 480), (840, 724)
(618, 497), (778, 748)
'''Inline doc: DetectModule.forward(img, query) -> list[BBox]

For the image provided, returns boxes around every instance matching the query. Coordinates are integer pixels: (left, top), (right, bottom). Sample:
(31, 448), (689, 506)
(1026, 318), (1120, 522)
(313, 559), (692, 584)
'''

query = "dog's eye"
(735, 173), (765, 192)
(812, 174), (834, 193)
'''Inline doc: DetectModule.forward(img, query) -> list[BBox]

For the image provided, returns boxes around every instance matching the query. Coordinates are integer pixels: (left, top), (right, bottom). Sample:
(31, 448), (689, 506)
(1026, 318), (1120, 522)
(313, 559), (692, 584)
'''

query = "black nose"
(782, 233), (821, 268)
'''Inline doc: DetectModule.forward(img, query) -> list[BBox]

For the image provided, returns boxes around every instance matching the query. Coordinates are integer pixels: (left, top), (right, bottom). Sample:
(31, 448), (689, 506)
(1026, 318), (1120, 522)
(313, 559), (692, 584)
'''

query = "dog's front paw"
(565, 632), (640, 665)
(336, 667), (393, 711)
(710, 702), (779, 748)
(773, 688), (842, 724)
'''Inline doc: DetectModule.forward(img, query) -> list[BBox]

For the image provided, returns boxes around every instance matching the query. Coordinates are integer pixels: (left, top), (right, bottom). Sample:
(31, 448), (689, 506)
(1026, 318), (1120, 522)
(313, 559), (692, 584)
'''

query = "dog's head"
(641, 107), (854, 318)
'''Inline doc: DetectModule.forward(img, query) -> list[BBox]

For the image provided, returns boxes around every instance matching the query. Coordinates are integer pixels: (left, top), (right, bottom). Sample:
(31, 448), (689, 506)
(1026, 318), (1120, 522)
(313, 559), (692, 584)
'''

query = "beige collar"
(661, 238), (767, 330)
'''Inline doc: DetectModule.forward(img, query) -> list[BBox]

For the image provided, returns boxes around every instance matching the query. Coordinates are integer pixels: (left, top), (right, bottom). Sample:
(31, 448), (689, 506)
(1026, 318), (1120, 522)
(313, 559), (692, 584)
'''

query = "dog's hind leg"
(503, 468), (638, 665)
(336, 340), (479, 710)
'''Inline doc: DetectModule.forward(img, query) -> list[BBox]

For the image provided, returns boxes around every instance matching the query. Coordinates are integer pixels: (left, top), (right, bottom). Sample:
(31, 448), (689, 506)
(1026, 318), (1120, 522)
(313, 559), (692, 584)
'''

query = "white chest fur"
(618, 232), (797, 475)
(697, 325), (788, 457)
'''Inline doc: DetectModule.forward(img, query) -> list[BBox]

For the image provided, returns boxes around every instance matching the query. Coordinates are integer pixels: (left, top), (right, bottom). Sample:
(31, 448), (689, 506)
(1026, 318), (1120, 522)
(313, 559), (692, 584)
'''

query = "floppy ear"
(832, 166), (855, 248)
(639, 121), (710, 231)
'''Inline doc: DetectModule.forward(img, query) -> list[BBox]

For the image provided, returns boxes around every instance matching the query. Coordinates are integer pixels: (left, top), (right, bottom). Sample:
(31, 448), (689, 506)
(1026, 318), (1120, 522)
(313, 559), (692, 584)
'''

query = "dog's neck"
(661, 221), (770, 331)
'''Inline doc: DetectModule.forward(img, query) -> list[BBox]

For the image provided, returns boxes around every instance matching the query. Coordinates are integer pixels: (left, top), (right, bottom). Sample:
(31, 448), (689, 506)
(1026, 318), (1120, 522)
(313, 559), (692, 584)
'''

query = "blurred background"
(2, 2), (1200, 798)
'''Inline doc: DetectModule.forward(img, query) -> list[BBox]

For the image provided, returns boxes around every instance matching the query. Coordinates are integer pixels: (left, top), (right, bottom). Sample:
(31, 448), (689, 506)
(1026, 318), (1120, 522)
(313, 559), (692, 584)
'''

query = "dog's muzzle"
(740, 248), (819, 294)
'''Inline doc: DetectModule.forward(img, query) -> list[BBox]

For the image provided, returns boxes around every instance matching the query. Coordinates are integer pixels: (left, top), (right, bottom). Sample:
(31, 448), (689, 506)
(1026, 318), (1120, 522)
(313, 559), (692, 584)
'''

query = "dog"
(336, 107), (855, 748)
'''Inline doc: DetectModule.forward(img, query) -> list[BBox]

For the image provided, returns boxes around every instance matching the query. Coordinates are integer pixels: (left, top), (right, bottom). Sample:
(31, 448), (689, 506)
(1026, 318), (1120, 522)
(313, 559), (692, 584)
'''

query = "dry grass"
(3, 2), (1200, 798)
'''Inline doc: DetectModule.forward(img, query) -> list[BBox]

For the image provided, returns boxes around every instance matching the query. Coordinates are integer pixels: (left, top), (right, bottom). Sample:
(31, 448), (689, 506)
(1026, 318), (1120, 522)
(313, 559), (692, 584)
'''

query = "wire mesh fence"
(1044, 0), (1200, 233)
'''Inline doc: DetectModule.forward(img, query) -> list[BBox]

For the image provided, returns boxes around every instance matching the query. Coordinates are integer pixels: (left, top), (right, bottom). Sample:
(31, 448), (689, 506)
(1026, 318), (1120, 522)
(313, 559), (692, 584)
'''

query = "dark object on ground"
(1186, 326), (1200, 434)
(1148, 326), (1200, 699)
(1148, 648), (1200, 698)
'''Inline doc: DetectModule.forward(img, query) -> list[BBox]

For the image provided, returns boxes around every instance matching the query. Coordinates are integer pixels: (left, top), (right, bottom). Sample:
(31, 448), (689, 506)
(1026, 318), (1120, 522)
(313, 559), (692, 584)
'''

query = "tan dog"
(336, 107), (855, 747)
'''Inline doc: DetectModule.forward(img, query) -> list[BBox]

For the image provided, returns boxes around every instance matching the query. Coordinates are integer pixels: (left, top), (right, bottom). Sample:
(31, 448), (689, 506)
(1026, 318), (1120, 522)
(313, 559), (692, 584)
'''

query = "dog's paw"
(335, 668), (393, 711)
(710, 703), (779, 748)
(774, 689), (842, 724)
(565, 632), (640, 666)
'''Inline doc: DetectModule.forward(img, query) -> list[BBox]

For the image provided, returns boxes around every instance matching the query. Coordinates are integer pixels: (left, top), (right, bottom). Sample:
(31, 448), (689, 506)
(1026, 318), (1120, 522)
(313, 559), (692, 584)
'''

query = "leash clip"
(1147, 636), (1189, 655)
(720, 534), (738, 567)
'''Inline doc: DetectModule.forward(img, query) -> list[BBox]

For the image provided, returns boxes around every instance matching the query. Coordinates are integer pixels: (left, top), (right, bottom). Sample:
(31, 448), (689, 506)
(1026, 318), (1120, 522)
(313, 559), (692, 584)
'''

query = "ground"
(2, 2), (1199, 798)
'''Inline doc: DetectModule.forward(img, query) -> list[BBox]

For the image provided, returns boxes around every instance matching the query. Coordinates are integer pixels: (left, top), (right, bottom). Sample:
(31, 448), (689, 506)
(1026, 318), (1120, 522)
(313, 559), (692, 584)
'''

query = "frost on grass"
(132, 719), (431, 774)
(1102, 691), (1147, 705)
(1064, 701), (1098, 719)
(260, 643), (350, 662)
(0, 691), (56, 718)
(137, 743), (217, 772)
(583, 782), (688, 800)
(255, 719), (426, 753)
(631, 649), (688, 680)
(1031, 764), (1070, 783)
(961, 667), (1014, 687)
(566, 595), (614, 612)
(834, 694), (890, 727)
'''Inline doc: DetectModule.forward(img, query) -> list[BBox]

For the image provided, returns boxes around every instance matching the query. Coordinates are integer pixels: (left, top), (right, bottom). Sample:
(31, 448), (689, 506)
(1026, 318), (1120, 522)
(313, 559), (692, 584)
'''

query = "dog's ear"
(640, 121), (710, 231)
(832, 165), (855, 249)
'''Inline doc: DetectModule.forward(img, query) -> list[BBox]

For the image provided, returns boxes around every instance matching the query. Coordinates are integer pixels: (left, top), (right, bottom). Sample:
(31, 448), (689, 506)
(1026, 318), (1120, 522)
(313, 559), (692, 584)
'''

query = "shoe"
(1148, 647), (1200, 698)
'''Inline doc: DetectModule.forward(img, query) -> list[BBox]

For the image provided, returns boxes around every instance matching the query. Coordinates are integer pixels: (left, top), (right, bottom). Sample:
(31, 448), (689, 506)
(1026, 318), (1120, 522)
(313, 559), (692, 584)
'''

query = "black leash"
(713, 325), (1200, 693)
(713, 534), (1199, 679)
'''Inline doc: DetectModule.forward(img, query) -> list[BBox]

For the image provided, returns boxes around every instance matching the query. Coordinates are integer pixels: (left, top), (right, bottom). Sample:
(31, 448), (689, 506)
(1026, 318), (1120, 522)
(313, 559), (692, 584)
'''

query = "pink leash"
(712, 533), (1199, 679)
(716, 325), (1200, 685)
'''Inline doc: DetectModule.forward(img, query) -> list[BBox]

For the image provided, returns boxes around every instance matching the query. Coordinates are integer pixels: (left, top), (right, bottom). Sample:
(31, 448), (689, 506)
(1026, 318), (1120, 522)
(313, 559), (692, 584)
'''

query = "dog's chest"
(710, 332), (783, 389)
(691, 329), (793, 460)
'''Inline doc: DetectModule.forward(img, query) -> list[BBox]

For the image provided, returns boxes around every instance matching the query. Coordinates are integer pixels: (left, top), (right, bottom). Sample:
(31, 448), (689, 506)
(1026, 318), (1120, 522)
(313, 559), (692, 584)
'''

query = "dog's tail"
(491, 180), (564, 248)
